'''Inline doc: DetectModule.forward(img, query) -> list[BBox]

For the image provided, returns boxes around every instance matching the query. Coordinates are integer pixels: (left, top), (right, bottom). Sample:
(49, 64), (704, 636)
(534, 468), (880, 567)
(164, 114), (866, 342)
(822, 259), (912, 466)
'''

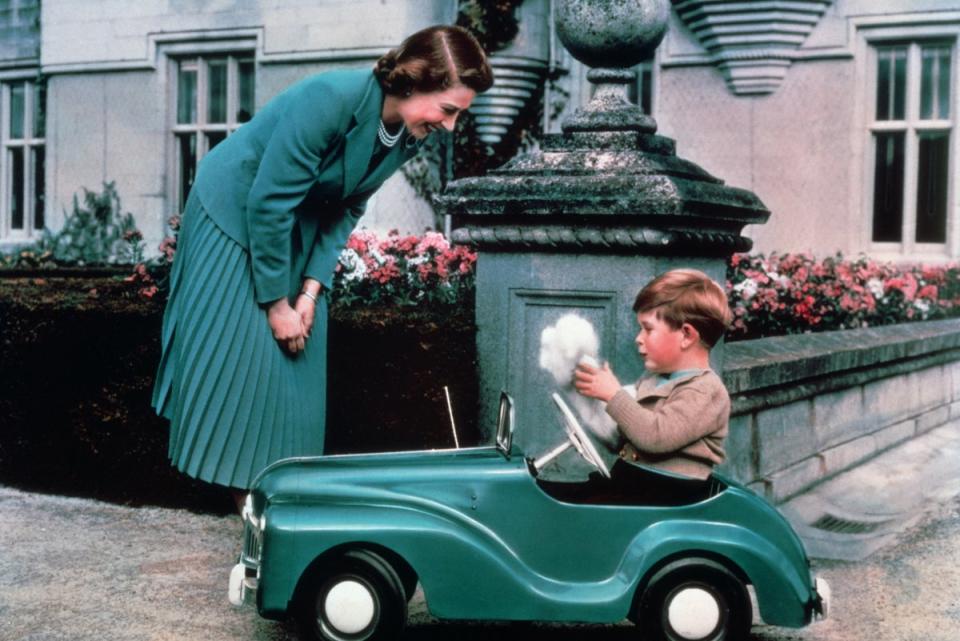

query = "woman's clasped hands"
(267, 281), (321, 355)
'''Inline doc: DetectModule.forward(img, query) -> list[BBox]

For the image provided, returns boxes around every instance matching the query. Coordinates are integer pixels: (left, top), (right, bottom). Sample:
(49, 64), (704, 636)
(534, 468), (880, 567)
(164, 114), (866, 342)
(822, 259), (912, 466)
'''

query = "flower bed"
(726, 253), (960, 341)
(333, 229), (476, 308)
(10, 214), (960, 343)
(327, 237), (960, 342)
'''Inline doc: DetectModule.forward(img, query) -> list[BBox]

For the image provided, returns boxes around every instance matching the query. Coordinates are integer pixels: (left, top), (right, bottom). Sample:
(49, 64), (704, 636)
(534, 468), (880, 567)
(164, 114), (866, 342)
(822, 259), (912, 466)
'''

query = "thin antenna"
(444, 386), (460, 448)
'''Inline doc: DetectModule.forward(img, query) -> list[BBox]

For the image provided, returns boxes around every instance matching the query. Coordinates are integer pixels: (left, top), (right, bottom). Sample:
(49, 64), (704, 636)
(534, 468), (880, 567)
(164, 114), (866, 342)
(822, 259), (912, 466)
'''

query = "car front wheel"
(296, 550), (407, 641)
(636, 558), (751, 641)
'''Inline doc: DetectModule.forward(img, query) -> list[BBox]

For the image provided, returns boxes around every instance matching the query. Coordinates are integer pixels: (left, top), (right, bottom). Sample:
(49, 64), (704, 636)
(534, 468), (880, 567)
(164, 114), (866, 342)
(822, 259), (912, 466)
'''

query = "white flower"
(913, 298), (931, 318)
(866, 278), (884, 299)
(734, 279), (758, 300)
(338, 249), (367, 282)
(368, 246), (388, 266)
(762, 266), (790, 288)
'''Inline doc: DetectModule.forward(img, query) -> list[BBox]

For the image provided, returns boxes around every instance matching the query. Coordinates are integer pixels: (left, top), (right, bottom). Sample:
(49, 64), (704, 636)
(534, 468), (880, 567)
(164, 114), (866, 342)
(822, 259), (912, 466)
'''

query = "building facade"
(654, 0), (960, 261)
(0, 0), (43, 245)
(1, 0), (461, 254)
(1, 0), (958, 262)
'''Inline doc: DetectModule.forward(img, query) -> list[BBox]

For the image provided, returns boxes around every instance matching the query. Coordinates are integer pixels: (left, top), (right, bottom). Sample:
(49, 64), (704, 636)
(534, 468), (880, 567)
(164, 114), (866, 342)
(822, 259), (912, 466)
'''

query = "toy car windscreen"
(496, 391), (515, 459)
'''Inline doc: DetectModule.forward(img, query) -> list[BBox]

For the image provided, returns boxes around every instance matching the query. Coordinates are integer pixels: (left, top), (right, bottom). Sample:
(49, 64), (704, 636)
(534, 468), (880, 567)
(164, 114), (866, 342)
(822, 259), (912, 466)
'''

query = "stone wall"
(720, 318), (960, 503)
(40, 0), (454, 69)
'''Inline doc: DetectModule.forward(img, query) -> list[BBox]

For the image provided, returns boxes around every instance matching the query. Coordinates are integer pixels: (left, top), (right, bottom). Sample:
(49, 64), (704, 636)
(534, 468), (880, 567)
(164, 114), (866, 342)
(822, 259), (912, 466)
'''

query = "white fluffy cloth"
(539, 314), (599, 385)
(538, 313), (627, 452)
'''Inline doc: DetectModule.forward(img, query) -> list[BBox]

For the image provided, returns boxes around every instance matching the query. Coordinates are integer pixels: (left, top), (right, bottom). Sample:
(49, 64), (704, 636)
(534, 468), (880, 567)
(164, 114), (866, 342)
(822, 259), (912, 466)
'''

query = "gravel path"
(1, 460), (958, 640)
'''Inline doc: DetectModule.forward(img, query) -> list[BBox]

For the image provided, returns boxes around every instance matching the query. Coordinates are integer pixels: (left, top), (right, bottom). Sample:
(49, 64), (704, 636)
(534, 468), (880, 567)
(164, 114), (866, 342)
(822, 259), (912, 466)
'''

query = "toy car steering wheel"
(551, 393), (611, 478)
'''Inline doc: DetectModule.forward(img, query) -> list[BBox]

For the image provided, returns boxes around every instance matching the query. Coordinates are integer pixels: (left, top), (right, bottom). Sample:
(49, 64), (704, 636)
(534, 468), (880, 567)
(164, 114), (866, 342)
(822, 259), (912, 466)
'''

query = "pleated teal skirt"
(152, 192), (327, 489)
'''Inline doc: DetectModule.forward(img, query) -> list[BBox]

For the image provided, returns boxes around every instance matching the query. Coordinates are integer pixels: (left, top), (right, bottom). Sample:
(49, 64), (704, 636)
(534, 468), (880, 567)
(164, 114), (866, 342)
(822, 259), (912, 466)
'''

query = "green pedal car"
(229, 392), (829, 641)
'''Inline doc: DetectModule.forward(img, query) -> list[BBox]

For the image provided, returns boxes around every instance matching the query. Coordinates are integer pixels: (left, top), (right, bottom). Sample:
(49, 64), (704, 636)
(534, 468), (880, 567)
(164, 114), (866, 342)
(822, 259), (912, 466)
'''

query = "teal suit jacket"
(193, 69), (421, 304)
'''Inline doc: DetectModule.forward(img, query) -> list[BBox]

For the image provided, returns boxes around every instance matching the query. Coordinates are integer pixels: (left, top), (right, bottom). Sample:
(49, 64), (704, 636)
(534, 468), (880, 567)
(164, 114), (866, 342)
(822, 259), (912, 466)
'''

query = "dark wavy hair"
(374, 25), (493, 96)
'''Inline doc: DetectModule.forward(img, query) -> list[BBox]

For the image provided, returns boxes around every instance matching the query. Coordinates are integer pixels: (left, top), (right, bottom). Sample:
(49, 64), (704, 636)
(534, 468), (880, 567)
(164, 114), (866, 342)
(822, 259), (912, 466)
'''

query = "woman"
(152, 25), (492, 508)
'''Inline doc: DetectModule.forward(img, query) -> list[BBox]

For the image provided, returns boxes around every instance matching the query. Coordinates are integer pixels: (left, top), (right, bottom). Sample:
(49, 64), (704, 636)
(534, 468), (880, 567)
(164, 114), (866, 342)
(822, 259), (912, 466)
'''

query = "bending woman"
(152, 25), (492, 508)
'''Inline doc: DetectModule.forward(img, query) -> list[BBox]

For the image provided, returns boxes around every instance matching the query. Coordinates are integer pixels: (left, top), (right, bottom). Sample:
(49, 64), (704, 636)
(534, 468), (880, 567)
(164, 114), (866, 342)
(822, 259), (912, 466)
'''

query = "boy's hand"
(574, 361), (622, 402)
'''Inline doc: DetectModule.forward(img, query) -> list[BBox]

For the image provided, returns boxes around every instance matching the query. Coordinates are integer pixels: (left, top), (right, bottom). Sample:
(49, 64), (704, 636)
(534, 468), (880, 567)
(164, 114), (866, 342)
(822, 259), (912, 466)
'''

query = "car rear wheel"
(296, 550), (407, 641)
(636, 559), (751, 641)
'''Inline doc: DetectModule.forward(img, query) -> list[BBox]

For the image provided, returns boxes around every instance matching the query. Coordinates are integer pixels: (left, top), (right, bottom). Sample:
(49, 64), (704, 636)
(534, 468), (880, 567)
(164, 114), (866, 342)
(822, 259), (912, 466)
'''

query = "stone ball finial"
(555, 0), (670, 69)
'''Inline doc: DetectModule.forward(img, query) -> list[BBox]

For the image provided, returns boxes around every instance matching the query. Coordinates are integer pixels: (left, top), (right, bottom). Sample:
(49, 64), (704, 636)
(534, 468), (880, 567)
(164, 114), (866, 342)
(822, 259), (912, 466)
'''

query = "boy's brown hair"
(632, 269), (732, 347)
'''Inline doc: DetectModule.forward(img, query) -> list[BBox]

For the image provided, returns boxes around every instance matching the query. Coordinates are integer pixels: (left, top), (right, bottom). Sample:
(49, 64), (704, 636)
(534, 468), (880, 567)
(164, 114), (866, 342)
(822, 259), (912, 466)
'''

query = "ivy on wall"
(457, 0), (522, 52)
(402, 0), (537, 220)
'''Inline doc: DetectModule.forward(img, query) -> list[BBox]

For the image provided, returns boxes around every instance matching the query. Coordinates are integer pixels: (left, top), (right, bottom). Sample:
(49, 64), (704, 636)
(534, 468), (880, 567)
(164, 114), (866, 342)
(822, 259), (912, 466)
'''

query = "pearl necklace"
(377, 120), (404, 147)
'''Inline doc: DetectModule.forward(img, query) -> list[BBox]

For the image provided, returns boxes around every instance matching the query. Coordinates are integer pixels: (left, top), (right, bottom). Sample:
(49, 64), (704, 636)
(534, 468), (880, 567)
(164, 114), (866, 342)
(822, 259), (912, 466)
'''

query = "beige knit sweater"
(605, 369), (730, 480)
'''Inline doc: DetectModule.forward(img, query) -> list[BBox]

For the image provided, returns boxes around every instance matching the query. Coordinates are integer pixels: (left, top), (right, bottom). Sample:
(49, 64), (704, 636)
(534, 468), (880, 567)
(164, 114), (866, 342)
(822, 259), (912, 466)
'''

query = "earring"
(404, 133), (418, 148)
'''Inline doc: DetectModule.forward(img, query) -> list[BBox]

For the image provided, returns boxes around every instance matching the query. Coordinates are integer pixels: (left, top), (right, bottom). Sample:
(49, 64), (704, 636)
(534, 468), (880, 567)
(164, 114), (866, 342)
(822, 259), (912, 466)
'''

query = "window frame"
(167, 50), (255, 213)
(0, 75), (46, 241)
(860, 23), (960, 260)
(631, 56), (657, 117)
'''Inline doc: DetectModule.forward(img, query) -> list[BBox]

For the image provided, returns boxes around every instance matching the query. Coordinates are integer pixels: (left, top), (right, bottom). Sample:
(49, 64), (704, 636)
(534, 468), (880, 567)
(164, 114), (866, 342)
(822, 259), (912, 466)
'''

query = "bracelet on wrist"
(300, 290), (319, 304)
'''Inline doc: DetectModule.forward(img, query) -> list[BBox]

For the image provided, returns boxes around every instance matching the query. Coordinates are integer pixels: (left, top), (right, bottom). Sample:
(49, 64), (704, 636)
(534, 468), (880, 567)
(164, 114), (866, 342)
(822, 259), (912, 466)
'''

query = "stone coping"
(723, 318), (960, 404)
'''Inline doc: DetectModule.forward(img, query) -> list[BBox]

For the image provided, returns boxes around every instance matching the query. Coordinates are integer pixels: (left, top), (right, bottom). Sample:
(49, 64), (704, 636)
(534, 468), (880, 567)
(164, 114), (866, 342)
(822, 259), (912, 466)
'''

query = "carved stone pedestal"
(438, 0), (770, 474)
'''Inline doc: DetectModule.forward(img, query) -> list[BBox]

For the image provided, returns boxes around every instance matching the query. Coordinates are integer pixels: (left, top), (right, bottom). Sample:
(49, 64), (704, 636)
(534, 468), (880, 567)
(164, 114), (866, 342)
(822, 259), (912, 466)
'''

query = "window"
(1, 78), (45, 239)
(869, 41), (954, 252)
(630, 57), (655, 116)
(173, 54), (255, 210)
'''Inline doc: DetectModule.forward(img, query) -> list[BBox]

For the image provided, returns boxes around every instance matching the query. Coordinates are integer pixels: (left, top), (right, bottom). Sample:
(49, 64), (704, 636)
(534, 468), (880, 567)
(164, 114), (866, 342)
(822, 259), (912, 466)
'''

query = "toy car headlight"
(242, 494), (254, 522)
(241, 494), (266, 534)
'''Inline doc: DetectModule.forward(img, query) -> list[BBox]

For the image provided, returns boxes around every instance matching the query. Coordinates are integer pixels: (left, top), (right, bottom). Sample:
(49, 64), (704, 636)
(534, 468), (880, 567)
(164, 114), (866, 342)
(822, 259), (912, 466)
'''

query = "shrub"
(50, 182), (144, 265)
(0, 182), (145, 268)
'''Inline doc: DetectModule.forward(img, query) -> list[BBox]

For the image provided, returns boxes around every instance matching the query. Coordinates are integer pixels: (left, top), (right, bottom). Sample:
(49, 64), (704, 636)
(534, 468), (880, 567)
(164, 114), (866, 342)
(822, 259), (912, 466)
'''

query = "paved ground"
(779, 420), (960, 561)
(2, 421), (959, 641)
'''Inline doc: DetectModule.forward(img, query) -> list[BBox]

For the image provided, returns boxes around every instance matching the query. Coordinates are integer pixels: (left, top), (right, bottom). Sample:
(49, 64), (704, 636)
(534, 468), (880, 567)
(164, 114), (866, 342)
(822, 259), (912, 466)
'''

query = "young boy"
(574, 269), (732, 480)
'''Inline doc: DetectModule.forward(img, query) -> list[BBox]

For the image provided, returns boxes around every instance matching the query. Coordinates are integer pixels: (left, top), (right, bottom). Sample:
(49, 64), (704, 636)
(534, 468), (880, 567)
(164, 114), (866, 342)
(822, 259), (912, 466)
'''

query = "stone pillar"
(438, 0), (769, 476)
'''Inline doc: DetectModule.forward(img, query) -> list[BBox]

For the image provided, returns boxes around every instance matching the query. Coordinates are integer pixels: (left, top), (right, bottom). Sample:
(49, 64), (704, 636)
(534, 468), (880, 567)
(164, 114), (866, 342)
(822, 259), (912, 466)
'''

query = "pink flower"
(921, 265), (943, 282)
(416, 232), (449, 254)
(392, 235), (418, 254)
(902, 273), (918, 300)
(347, 229), (379, 254)
(159, 236), (177, 262)
(839, 294), (858, 312)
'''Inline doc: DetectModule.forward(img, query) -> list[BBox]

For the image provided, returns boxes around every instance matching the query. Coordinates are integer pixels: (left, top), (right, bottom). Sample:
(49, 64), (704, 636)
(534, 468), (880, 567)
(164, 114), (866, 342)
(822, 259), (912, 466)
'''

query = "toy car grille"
(240, 520), (262, 568)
